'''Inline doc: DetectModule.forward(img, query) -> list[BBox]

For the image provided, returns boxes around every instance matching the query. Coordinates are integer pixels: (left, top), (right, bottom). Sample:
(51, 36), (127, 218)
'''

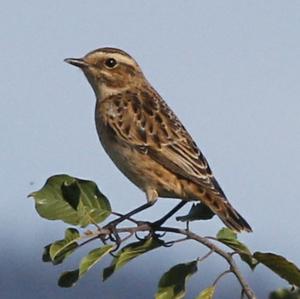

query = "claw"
(162, 241), (174, 248)
(135, 232), (145, 241)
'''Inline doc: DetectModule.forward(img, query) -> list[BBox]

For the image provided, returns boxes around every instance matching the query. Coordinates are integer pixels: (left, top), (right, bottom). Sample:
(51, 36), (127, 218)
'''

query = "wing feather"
(103, 87), (222, 193)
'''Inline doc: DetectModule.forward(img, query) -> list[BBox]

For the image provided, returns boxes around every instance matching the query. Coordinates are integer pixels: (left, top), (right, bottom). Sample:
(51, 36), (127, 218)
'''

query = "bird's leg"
(106, 189), (158, 230)
(107, 201), (155, 229)
(151, 201), (187, 228)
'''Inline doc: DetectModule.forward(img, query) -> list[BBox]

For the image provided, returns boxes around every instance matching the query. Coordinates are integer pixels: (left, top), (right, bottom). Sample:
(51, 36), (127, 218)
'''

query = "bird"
(64, 47), (252, 232)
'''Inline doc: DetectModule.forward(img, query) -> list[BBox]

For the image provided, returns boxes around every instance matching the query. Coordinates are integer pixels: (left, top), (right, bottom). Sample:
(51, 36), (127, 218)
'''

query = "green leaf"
(103, 237), (164, 281)
(155, 261), (198, 299)
(195, 286), (216, 299)
(216, 227), (237, 240)
(58, 269), (80, 288)
(29, 174), (111, 227)
(269, 288), (300, 299)
(254, 252), (300, 287)
(42, 244), (52, 263)
(43, 244), (74, 265)
(49, 228), (80, 263)
(216, 228), (258, 269)
(79, 245), (114, 278)
(176, 203), (215, 222)
(57, 245), (114, 288)
(43, 243), (75, 265)
(216, 228), (248, 255)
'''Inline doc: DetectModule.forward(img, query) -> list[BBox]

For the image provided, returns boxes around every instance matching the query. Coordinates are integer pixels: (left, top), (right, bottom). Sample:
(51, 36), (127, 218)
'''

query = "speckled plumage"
(65, 47), (252, 232)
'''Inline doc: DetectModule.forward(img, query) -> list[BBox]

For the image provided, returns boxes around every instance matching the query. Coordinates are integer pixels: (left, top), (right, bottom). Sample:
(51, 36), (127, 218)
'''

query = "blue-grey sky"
(1, 1), (300, 298)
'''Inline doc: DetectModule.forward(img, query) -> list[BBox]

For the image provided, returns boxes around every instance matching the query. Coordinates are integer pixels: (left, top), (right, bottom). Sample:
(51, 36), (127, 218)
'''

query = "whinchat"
(65, 47), (252, 232)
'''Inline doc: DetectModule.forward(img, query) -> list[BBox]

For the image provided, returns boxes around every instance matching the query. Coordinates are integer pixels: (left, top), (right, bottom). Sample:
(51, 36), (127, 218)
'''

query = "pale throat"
(91, 81), (128, 100)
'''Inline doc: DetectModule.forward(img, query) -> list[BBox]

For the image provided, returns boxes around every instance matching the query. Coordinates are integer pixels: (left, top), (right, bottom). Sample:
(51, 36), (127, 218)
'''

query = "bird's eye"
(104, 58), (118, 68)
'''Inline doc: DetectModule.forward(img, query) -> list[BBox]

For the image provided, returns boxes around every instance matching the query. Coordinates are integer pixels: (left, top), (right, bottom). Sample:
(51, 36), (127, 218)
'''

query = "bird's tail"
(202, 192), (252, 233)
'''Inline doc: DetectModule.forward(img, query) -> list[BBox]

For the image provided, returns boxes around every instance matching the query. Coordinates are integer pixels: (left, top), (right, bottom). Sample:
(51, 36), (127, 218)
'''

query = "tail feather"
(219, 204), (252, 233)
(202, 192), (252, 233)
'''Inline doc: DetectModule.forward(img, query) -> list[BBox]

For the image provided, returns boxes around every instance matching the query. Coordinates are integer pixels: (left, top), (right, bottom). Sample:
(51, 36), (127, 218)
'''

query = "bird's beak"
(64, 58), (89, 68)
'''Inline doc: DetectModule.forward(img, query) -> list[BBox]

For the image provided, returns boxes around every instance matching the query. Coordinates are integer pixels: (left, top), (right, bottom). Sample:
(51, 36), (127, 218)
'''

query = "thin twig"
(213, 269), (231, 286)
(205, 236), (218, 241)
(93, 224), (256, 299)
(197, 249), (214, 262)
(157, 227), (256, 299)
(79, 235), (103, 247)
(164, 237), (188, 247)
(241, 289), (245, 299)
(78, 209), (256, 299)
(121, 232), (134, 243)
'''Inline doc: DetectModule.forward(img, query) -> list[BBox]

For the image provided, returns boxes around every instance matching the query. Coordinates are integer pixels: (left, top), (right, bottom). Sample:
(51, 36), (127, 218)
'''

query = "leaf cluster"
(29, 174), (300, 299)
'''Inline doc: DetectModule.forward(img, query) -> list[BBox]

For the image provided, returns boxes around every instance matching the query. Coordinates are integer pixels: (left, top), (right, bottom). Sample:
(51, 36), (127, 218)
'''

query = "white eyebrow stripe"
(108, 53), (137, 67)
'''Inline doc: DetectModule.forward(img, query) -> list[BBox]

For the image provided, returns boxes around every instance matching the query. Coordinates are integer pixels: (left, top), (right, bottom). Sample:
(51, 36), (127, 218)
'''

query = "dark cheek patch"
(101, 68), (126, 88)
(121, 64), (136, 76)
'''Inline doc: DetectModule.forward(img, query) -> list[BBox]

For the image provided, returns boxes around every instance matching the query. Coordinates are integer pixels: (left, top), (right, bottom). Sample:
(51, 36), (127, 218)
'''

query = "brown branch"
(197, 249), (213, 262)
(213, 269), (231, 286)
(92, 222), (256, 299)
(159, 227), (256, 299)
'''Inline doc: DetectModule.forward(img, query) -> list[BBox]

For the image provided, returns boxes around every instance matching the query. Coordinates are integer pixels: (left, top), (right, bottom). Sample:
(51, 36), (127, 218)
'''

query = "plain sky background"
(1, 1), (300, 298)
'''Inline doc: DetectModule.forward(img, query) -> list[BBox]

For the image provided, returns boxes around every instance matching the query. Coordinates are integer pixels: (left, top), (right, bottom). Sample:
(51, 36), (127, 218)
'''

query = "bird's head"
(65, 47), (145, 99)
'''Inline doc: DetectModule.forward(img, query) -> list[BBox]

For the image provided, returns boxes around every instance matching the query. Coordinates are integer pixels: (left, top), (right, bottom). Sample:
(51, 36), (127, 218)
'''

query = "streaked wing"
(103, 87), (223, 194)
